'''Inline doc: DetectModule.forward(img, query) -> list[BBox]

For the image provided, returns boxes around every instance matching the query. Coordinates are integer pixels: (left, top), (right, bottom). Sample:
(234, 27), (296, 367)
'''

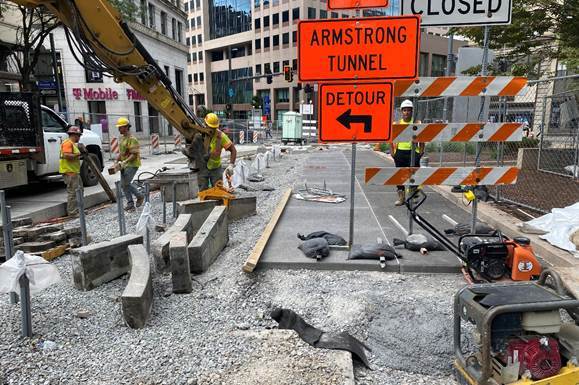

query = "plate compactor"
(454, 270), (579, 385)
(405, 190), (542, 282)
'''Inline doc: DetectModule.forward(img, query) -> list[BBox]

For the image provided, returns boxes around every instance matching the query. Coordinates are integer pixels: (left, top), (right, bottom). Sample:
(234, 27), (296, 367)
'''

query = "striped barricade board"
(394, 76), (527, 97)
(390, 122), (523, 142)
(365, 166), (519, 186)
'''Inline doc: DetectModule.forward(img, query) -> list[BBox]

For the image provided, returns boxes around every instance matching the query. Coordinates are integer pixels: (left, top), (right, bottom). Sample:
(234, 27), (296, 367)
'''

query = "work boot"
(124, 204), (135, 212)
(395, 190), (405, 206)
(136, 196), (144, 208)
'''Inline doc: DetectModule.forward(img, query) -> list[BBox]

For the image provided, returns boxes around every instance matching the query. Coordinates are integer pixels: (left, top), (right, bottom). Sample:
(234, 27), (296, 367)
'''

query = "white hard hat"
(400, 99), (414, 109)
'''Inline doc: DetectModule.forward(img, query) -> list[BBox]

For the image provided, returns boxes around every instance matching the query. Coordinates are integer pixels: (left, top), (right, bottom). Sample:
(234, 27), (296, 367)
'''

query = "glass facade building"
(211, 68), (253, 104)
(208, 0), (252, 39)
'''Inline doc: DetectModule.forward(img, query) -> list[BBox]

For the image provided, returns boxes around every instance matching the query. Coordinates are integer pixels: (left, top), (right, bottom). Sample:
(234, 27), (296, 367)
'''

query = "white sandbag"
(525, 202), (579, 257)
(0, 250), (61, 295)
(136, 202), (156, 235)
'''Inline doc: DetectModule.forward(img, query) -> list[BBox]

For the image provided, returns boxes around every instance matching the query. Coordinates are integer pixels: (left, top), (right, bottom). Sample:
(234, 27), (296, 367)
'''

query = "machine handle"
(47, 138), (57, 143)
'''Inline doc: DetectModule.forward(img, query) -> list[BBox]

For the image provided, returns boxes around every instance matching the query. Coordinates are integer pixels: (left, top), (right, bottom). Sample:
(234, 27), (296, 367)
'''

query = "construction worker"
(194, 113), (237, 192)
(115, 117), (144, 211)
(59, 126), (84, 217)
(391, 100), (425, 206)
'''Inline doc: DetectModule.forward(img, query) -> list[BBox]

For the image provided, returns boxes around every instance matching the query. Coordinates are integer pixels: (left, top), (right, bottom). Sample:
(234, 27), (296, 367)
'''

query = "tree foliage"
(108, 0), (140, 22)
(452, 0), (578, 75)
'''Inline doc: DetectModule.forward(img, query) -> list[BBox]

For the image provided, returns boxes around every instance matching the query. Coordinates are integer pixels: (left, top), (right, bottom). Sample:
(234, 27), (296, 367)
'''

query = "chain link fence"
(415, 75), (579, 214)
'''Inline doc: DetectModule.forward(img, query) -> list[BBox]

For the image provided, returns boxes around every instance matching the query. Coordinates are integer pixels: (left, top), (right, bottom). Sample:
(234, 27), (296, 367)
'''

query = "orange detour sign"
(298, 16), (420, 82)
(328, 0), (388, 10)
(319, 82), (393, 142)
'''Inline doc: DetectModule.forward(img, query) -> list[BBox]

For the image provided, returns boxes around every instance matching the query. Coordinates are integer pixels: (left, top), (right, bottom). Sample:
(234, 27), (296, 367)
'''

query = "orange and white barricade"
(239, 131), (245, 144)
(390, 123), (523, 143)
(365, 166), (520, 187)
(109, 137), (119, 160)
(252, 131), (259, 144)
(393, 76), (528, 97)
(151, 133), (160, 155)
(174, 133), (182, 150)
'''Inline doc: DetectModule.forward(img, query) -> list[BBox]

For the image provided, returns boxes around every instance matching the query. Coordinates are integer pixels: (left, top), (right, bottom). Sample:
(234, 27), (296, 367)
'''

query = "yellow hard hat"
(115, 117), (130, 127)
(205, 113), (219, 129)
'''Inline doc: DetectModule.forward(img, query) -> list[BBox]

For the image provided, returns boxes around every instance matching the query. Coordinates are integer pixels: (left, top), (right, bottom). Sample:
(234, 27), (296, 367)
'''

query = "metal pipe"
(161, 188), (166, 225)
(172, 181), (177, 218)
(76, 188), (88, 246)
(2, 200), (18, 304)
(144, 183), (150, 255)
(442, 33), (454, 123)
(115, 181), (126, 235)
(409, 143), (416, 235)
(19, 274), (32, 337)
(348, 143), (356, 248)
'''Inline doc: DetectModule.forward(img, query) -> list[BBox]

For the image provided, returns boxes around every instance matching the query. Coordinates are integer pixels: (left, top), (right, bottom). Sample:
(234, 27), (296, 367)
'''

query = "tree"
(452, 0), (578, 76)
(8, 6), (59, 91)
(109, 0), (140, 22)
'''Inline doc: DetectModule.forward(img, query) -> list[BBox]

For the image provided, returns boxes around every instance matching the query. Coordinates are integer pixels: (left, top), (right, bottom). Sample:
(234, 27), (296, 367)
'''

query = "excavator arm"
(10, 0), (211, 144)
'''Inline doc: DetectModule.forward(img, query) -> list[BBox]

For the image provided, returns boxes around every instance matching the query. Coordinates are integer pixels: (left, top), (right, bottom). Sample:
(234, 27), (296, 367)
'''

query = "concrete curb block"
(170, 231), (192, 294)
(152, 214), (193, 272)
(70, 234), (143, 291)
(188, 206), (229, 274)
(177, 199), (217, 235)
(121, 244), (153, 329)
(227, 196), (257, 221)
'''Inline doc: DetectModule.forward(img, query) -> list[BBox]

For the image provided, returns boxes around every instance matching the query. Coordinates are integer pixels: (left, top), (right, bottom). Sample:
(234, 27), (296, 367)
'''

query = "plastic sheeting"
(231, 160), (250, 188)
(136, 202), (156, 235)
(0, 251), (61, 295)
(523, 202), (579, 257)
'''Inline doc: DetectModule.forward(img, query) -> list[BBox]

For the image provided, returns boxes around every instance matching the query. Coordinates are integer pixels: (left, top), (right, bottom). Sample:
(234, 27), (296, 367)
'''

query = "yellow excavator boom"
(10, 0), (211, 142)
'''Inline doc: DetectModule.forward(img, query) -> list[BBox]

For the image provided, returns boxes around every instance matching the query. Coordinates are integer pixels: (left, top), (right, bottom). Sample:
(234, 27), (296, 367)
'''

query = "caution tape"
(394, 76), (527, 97)
(365, 166), (520, 186)
(390, 122), (523, 142)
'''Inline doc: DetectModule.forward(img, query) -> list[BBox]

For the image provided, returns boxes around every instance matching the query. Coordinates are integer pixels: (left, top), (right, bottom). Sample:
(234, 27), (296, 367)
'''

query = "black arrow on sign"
(337, 109), (372, 133)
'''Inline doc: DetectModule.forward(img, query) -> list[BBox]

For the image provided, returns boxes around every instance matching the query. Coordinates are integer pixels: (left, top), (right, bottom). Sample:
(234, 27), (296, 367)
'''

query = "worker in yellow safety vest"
(191, 113), (237, 192)
(115, 117), (145, 211)
(59, 126), (85, 217)
(391, 100), (425, 206)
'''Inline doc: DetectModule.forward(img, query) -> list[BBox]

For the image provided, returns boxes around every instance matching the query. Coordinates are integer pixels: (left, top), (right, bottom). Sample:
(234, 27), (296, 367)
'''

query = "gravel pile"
(1, 147), (464, 385)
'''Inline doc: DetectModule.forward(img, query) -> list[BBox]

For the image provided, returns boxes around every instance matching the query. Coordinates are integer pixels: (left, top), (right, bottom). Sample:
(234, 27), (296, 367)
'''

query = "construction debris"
(293, 182), (346, 204)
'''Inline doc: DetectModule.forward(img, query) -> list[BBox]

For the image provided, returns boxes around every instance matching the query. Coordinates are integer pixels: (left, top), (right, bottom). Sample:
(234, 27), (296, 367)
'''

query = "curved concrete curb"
(121, 244), (153, 329)
(71, 234), (143, 291)
(188, 206), (229, 274)
(152, 214), (193, 272)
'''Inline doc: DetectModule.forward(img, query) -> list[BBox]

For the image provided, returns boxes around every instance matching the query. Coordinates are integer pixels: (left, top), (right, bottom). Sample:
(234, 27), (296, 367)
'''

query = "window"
(275, 88), (289, 103)
(419, 52), (429, 76)
(255, 38), (261, 49)
(283, 60), (289, 67)
(273, 13), (279, 25)
(431, 54), (446, 77)
(192, 52), (198, 61)
(148, 3), (155, 28)
(273, 61), (280, 73)
(255, 0), (260, 6)
(264, 63), (271, 73)
(186, 37), (190, 46)
(331, 12), (338, 18)
(88, 101), (107, 125)
(292, 7), (299, 20)
(197, 34), (202, 44)
(41, 110), (66, 133)
(342, 14), (348, 18)
(196, 0), (200, 8)
(199, 51), (203, 61)
(208, 0), (251, 39)
(199, 73), (204, 82)
(282, 10), (289, 23)
(188, 74), (193, 83)
(231, 47), (246, 58)
(255, 64), (262, 74)
(264, 15), (270, 27)
(211, 67), (253, 105)
(211, 50), (224, 61)
(263, 36), (270, 48)
(320, 10), (327, 18)
(196, 16), (201, 27)
(273, 35), (279, 47)
(194, 73), (199, 82)
(292, 58), (297, 70)
(307, 7), (316, 19)
(161, 11), (167, 35)
(254, 18), (260, 29)
(133, 102), (143, 132)
(187, 53), (191, 63)
(175, 69), (184, 95)
(172, 17), (177, 39)
(140, 0), (147, 24)
(292, 30), (297, 45)
(178, 21), (183, 42)
(282, 32), (289, 45)
(189, 94), (194, 105)
(190, 18), (195, 28)
(184, 2), (188, 12)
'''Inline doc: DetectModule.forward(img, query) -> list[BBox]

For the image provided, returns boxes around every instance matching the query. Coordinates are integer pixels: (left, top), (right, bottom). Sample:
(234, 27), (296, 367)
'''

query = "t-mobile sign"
(401, 0), (512, 27)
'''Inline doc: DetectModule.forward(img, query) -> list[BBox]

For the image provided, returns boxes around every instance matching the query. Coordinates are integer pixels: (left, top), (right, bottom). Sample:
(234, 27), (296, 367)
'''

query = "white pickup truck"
(0, 92), (104, 189)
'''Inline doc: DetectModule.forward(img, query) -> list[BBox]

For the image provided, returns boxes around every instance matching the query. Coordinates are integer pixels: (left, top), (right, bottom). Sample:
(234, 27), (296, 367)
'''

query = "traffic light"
(304, 84), (313, 94)
(283, 65), (293, 82)
(265, 69), (273, 84)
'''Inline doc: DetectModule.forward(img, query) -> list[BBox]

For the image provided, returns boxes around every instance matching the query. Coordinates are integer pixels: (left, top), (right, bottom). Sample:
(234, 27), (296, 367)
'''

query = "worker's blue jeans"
(121, 166), (143, 206)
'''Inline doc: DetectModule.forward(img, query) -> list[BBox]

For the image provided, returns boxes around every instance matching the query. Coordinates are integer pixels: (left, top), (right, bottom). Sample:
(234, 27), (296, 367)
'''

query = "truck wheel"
(80, 153), (101, 187)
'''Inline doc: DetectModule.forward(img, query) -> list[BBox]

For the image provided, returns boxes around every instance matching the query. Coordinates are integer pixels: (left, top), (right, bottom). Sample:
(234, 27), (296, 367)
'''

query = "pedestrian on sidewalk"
(193, 113), (237, 192)
(391, 100), (425, 206)
(59, 126), (85, 217)
(115, 117), (144, 211)
(265, 121), (273, 139)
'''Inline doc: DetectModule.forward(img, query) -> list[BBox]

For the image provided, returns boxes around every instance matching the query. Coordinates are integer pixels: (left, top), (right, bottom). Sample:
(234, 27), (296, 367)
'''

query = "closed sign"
(401, 0), (512, 26)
